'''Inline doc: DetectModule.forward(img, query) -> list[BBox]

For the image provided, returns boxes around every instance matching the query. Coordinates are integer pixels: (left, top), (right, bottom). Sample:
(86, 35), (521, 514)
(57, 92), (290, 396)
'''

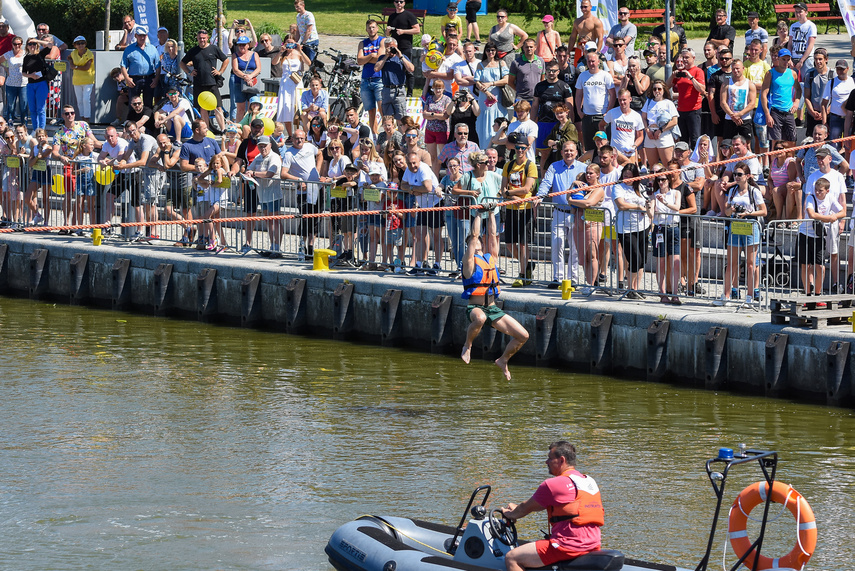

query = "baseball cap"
(643, 49), (655, 57)
(720, 138), (733, 148)
(675, 141), (690, 152)
(747, 11), (759, 18)
(593, 131), (608, 140)
(368, 165), (384, 176)
(236, 35), (251, 44)
(584, 41), (598, 52)
(158, 26), (169, 33)
(794, 2), (808, 10)
(777, 48), (792, 58)
(836, 59), (850, 69)
(256, 135), (271, 145)
(250, 118), (265, 128)
(73, 36), (86, 43)
(447, 1), (458, 8)
(542, 14), (554, 22)
(134, 26), (148, 36)
(815, 146), (832, 158)
(508, 132), (528, 146)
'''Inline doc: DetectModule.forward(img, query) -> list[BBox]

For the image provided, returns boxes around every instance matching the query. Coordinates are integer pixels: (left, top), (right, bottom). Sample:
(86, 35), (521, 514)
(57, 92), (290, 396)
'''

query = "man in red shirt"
(502, 441), (603, 571)
(666, 47), (705, 148)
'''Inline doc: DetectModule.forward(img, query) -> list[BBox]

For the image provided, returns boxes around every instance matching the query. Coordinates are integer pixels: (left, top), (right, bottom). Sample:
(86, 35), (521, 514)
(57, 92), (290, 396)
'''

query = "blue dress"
(474, 63), (509, 148)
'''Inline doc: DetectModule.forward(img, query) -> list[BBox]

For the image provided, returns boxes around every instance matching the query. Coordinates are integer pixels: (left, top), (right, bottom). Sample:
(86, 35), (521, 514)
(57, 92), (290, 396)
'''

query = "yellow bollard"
(313, 248), (337, 271)
(560, 279), (575, 300)
(850, 311), (855, 333)
(92, 228), (102, 246)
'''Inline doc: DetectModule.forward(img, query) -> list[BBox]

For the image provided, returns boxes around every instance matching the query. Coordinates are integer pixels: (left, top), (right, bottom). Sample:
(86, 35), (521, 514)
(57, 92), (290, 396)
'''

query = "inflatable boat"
(326, 447), (816, 571)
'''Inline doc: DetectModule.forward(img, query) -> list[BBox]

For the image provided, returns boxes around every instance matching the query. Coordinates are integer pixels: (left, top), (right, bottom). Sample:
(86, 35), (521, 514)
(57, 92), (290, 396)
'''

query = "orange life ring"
(728, 481), (817, 570)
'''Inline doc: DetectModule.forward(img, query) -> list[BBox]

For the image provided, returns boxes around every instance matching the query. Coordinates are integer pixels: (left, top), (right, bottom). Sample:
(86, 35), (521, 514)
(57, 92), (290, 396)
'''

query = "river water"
(0, 296), (853, 570)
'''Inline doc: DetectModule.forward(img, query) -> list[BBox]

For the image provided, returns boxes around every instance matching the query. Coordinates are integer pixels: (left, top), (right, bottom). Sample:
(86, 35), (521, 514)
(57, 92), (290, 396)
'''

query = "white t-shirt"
(728, 186), (764, 215)
(653, 187), (680, 226)
(724, 153), (762, 181)
(248, 152), (283, 204)
(327, 155), (351, 179)
(575, 69), (615, 115)
(802, 191), (843, 237)
(403, 162), (441, 208)
(599, 167), (622, 221)
(507, 119), (538, 162)
(821, 76), (855, 116)
(789, 20), (817, 60)
(613, 182), (650, 233)
(804, 168), (846, 204)
(603, 108), (643, 154)
(281, 142), (320, 181)
(641, 98), (678, 133)
(100, 138), (129, 160)
(162, 98), (193, 120)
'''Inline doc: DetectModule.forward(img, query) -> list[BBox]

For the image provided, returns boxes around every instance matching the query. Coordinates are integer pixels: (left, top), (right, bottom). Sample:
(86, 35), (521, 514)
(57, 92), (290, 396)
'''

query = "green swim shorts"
(466, 303), (506, 325)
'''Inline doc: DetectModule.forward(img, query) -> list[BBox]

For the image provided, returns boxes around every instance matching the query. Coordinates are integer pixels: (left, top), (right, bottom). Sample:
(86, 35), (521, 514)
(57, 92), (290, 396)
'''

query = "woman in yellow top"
(501, 131), (539, 286)
(68, 36), (95, 123)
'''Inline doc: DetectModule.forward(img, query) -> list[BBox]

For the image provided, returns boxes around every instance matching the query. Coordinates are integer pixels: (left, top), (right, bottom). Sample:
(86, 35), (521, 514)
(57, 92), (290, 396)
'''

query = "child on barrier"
(72, 137), (97, 235)
(360, 165), (388, 271)
(272, 122), (287, 148)
(191, 156), (227, 253)
(221, 124), (242, 167)
(110, 67), (130, 125)
(25, 129), (52, 225)
(330, 163), (360, 265)
(382, 184), (406, 272)
(801, 178), (845, 301)
(237, 100), (265, 139)
(0, 129), (22, 227)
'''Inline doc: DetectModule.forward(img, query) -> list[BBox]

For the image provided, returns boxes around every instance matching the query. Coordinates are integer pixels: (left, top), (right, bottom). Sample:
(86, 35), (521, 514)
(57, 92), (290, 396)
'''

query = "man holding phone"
(386, 0), (421, 97)
(666, 48), (705, 148)
(375, 37), (414, 123)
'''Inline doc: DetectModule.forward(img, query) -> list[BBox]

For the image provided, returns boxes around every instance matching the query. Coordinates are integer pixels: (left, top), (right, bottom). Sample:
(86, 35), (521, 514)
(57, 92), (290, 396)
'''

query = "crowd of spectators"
(2, 4), (855, 305)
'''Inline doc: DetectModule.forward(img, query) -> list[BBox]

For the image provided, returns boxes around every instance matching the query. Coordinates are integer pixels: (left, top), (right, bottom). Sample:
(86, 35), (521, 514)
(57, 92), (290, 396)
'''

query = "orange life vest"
(462, 253), (500, 300)
(547, 472), (605, 528)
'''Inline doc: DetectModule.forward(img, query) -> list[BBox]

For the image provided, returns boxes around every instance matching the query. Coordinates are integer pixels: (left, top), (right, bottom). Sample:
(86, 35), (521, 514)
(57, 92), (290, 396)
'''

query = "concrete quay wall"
(1, 233), (854, 408)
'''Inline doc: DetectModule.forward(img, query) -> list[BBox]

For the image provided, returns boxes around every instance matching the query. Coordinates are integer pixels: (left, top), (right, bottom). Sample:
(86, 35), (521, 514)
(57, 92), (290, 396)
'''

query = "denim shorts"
(652, 224), (681, 257)
(261, 199), (283, 213)
(360, 77), (383, 110)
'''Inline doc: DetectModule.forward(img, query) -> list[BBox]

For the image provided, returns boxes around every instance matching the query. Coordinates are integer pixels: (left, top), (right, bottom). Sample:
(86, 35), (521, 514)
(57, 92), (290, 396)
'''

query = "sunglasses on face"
(63, 111), (75, 116)
(734, 172), (745, 177)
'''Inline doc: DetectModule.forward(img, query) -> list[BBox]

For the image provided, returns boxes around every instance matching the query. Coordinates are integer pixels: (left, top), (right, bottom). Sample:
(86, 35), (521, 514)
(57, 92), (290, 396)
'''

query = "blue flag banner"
(134, 0), (160, 32)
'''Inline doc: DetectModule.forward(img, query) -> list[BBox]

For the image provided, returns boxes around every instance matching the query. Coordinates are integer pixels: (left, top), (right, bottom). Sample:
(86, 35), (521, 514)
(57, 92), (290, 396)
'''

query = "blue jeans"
(5, 85), (27, 125)
(302, 40), (319, 62)
(26, 81), (48, 131)
(829, 113), (845, 146)
(229, 73), (237, 120)
(360, 77), (383, 110)
(445, 211), (471, 270)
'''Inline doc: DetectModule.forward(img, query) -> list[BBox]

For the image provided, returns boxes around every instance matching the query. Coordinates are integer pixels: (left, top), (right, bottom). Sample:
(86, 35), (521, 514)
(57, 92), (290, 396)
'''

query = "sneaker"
(407, 263), (423, 275)
(269, 244), (283, 258)
(731, 287), (739, 300)
(618, 281), (625, 291)
(426, 262), (440, 276)
(712, 296), (729, 307)
(240, 243), (252, 255)
(753, 288), (761, 302)
(175, 236), (190, 247)
(742, 296), (754, 308)
(625, 290), (642, 300)
(547, 280), (561, 290)
(393, 259), (404, 274)
(512, 274), (525, 287)
(33, 212), (44, 225)
(597, 273), (606, 286)
(449, 270), (460, 279)
(832, 283), (841, 294)
(816, 301), (828, 308)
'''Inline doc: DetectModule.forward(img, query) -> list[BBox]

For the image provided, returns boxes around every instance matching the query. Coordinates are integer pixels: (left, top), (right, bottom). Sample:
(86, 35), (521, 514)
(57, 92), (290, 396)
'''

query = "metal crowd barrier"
(2, 158), (854, 312)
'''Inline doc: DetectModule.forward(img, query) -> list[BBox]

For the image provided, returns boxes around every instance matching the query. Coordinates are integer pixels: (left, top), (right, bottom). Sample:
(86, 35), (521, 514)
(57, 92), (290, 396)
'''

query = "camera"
(456, 88), (470, 102)
(237, 18), (246, 25)
(732, 204), (747, 215)
(285, 42), (297, 50)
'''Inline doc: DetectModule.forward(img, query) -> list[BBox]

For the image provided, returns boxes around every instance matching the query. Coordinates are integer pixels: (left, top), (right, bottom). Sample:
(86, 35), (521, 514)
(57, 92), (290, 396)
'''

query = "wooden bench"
(774, 3), (842, 33)
(629, 8), (683, 28)
(369, 8), (428, 36)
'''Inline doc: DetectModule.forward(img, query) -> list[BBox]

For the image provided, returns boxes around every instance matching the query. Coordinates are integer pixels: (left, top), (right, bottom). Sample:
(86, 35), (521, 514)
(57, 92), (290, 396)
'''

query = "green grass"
(228, 0), (575, 40)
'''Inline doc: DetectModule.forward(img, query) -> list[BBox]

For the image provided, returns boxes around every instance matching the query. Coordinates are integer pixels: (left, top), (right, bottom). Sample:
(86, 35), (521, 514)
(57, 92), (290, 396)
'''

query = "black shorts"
(768, 108), (796, 142)
(618, 229), (649, 273)
(465, 1), (479, 22)
(330, 196), (355, 234)
(503, 208), (534, 244)
(797, 232), (826, 265)
(680, 219), (701, 248)
(193, 83), (223, 110)
(417, 209), (445, 228)
(242, 181), (258, 214)
(713, 111), (725, 137)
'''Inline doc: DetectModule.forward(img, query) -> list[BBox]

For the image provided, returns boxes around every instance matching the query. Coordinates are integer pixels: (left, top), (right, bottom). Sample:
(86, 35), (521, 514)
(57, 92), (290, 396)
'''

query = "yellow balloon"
(205, 131), (216, 139)
(424, 50), (443, 71)
(262, 117), (275, 136)
(95, 165), (115, 186)
(51, 173), (65, 195)
(198, 90), (217, 111)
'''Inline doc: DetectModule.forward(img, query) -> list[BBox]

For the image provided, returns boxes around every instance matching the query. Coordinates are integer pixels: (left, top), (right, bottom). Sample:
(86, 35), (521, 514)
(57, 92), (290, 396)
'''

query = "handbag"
(811, 196), (827, 240)
(239, 57), (262, 95)
(499, 64), (514, 108)
(289, 71), (302, 85)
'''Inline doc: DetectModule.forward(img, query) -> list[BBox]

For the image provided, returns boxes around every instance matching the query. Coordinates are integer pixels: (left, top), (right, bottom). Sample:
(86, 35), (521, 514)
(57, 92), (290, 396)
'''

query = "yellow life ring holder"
(728, 481), (817, 570)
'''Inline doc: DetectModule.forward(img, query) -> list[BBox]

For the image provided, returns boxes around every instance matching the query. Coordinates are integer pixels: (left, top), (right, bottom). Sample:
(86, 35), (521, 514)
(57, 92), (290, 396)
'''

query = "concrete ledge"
(3, 232), (855, 407)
